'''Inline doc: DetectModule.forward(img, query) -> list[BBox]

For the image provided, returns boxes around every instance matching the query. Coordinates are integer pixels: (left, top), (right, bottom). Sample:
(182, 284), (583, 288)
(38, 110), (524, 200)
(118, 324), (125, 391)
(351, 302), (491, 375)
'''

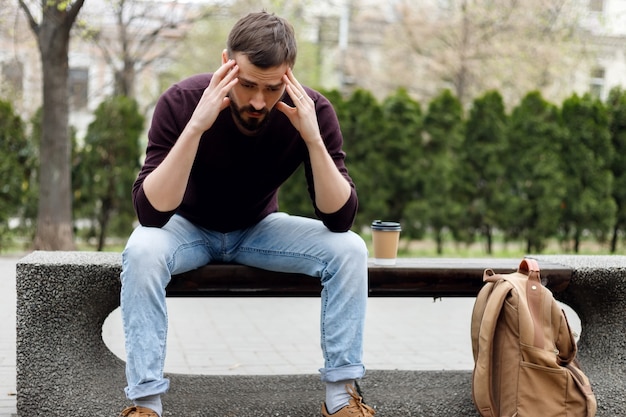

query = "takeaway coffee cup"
(371, 220), (401, 265)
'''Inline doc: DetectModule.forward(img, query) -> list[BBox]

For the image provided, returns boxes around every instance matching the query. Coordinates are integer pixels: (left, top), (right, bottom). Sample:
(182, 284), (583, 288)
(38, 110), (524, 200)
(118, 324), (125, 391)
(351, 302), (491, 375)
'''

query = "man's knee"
(121, 226), (173, 289)
(123, 226), (170, 261)
(337, 231), (368, 260)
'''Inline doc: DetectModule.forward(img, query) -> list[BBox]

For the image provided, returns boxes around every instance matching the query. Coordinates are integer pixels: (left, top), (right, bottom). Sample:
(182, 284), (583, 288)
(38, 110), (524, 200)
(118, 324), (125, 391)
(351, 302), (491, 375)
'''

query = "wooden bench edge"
(167, 258), (572, 297)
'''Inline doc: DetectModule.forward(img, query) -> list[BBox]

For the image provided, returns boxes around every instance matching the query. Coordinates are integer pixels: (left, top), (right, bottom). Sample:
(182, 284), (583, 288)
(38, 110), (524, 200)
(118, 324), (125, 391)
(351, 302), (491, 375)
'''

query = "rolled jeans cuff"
(125, 378), (170, 401)
(319, 363), (366, 383)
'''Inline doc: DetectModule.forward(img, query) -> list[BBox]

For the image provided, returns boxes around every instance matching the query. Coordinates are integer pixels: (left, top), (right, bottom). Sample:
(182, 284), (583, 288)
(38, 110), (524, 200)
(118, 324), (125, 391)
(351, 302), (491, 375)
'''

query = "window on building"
(589, 0), (604, 13)
(69, 67), (89, 110)
(590, 67), (605, 99)
(2, 60), (24, 96)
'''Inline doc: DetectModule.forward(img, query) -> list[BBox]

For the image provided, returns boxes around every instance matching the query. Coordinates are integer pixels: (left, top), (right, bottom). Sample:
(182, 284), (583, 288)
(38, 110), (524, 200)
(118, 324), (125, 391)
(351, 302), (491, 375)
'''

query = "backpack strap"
(518, 258), (545, 348)
(472, 258), (544, 415)
(472, 270), (513, 417)
(471, 270), (496, 362)
(518, 257), (541, 282)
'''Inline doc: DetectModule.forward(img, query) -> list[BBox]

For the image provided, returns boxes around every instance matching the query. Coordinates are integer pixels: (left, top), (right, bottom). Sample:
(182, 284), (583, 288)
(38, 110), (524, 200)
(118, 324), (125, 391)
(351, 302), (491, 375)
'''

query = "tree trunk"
(33, 10), (75, 250)
(484, 227), (493, 255)
(115, 59), (135, 98)
(435, 229), (443, 255)
(97, 210), (109, 252)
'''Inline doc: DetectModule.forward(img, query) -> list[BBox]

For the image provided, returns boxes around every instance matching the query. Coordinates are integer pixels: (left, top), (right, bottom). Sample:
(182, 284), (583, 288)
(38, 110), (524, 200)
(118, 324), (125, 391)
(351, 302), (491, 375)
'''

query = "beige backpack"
(471, 258), (597, 417)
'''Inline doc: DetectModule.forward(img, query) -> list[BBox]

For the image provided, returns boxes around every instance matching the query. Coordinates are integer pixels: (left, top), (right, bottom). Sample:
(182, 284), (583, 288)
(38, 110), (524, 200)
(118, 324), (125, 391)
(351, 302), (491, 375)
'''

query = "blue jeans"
(120, 213), (369, 401)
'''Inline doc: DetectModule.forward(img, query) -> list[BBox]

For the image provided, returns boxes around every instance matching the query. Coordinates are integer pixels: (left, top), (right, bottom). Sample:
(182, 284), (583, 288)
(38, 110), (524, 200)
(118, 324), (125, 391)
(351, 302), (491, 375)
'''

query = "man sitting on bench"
(118, 10), (374, 417)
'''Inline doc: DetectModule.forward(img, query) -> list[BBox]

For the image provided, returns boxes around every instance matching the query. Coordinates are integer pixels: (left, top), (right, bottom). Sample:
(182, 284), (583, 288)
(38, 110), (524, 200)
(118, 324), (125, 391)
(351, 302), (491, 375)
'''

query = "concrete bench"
(15, 251), (625, 416)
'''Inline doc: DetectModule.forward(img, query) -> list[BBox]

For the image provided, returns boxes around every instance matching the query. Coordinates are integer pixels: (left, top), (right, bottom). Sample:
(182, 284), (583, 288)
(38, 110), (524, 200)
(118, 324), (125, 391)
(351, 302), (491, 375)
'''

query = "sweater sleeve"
(306, 91), (359, 232)
(132, 84), (186, 227)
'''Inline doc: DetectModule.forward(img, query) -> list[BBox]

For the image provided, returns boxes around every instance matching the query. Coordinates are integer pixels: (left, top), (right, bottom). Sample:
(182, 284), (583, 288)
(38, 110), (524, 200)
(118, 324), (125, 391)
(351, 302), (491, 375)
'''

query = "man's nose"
(250, 90), (265, 110)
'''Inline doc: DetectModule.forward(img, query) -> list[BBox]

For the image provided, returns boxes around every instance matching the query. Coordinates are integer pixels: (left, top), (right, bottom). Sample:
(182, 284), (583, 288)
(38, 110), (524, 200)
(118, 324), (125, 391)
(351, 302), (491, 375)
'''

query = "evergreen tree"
(560, 93), (616, 252)
(607, 87), (626, 253)
(504, 91), (566, 252)
(340, 89), (389, 231)
(456, 90), (508, 253)
(378, 88), (424, 238)
(406, 89), (463, 253)
(73, 96), (144, 250)
(0, 100), (35, 249)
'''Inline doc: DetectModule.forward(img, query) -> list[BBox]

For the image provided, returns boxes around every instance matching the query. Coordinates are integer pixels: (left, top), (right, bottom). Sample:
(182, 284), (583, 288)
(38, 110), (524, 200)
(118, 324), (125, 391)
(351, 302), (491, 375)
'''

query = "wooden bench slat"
(167, 258), (572, 297)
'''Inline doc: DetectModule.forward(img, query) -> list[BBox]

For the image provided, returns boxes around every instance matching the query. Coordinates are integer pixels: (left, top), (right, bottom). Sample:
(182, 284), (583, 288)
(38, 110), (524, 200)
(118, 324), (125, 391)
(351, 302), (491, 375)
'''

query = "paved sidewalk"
(0, 256), (18, 417)
(1, 254), (580, 417)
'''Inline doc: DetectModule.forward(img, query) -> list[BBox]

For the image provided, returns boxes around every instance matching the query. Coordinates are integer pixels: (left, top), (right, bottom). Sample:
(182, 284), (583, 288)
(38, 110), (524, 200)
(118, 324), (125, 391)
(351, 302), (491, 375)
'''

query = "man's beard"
(229, 98), (270, 135)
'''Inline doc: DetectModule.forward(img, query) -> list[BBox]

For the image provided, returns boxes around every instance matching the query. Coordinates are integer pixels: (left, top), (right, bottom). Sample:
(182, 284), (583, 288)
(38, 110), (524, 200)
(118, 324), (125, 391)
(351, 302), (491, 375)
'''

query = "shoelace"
(345, 383), (376, 416)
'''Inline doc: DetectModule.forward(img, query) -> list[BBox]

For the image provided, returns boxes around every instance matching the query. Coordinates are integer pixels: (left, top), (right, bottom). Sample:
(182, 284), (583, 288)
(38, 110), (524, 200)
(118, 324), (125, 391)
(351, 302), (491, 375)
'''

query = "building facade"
(0, 0), (625, 137)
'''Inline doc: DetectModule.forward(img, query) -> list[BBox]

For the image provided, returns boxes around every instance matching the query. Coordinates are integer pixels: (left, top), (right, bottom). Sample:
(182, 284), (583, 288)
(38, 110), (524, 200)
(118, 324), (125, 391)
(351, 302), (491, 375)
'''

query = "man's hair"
(227, 11), (297, 68)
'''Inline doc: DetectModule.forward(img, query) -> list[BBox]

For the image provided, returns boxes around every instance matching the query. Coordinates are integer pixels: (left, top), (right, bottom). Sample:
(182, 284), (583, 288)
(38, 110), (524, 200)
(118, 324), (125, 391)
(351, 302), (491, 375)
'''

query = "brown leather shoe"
(119, 405), (159, 417)
(321, 384), (376, 416)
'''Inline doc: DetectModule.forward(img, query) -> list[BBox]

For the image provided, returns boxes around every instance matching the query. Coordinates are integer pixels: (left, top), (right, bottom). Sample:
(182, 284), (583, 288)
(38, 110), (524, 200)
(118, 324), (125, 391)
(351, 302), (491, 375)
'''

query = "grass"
(3, 233), (625, 258)
(368, 234), (626, 258)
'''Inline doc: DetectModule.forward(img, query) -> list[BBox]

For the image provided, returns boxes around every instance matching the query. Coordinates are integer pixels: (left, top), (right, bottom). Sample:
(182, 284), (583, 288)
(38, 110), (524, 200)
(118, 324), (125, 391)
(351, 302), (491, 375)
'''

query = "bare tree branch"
(16, 0), (39, 34)
(66, 0), (86, 26)
(79, 0), (219, 98)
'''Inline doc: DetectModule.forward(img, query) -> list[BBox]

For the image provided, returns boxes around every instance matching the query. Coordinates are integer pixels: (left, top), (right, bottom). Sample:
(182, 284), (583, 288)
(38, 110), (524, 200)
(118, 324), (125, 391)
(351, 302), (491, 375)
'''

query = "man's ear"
(222, 49), (229, 64)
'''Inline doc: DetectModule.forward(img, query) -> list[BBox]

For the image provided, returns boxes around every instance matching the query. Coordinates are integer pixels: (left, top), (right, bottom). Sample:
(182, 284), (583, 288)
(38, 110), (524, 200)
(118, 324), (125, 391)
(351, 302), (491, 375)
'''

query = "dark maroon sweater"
(132, 73), (358, 233)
